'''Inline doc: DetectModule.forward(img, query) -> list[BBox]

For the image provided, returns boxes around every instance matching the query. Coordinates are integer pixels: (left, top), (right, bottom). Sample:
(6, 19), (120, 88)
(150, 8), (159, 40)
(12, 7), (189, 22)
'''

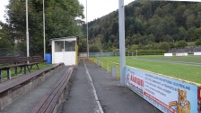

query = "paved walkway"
(0, 60), (162, 113)
(61, 59), (161, 113)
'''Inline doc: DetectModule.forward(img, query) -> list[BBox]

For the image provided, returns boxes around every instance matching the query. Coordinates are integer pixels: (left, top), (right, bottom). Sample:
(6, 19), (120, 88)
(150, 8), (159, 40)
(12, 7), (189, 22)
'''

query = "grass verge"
(1, 63), (53, 79)
(96, 56), (201, 84)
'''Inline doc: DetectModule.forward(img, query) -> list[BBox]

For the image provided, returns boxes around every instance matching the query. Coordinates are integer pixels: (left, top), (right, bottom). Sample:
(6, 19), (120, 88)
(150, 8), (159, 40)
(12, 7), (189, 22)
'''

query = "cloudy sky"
(0, 0), (135, 23)
(79, 0), (135, 22)
(1, 0), (200, 23)
(0, 0), (9, 23)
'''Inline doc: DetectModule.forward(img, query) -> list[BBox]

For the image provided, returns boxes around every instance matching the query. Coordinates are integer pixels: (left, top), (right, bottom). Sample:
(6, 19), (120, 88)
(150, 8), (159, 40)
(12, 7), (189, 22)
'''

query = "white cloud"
(0, 0), (9, 23)
(78, 0), (135, 22)
(0, 0), (134, 23)
(1, 0), (201, 23)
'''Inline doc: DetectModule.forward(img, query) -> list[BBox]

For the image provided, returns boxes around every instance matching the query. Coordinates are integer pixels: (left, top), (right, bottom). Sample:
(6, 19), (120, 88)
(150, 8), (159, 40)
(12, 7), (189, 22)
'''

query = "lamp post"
(26, 0), (29, 58)
(119, 0), (126, 86)
(86, 0), (89, 57)
(43, 0), (46, 60)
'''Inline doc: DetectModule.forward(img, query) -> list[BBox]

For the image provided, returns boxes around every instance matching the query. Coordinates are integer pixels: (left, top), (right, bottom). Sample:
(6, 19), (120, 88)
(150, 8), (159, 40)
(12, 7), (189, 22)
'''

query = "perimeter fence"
(89, 58), (120, 79)
(0, 48), (26, 57)
(169, 46), (201, 53)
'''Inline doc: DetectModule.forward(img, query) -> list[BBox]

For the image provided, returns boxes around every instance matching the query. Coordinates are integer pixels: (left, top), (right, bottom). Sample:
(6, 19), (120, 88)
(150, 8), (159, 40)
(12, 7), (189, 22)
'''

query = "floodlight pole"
(119, 0), (126, 86)
(43, 0), (46, 60)
(86, 0), (89, 57)
(26, 0), (29, 58)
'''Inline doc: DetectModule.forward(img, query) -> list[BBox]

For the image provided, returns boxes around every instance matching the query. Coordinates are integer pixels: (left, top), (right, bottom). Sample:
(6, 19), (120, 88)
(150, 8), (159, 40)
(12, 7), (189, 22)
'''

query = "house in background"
(51, 36), (78, 66)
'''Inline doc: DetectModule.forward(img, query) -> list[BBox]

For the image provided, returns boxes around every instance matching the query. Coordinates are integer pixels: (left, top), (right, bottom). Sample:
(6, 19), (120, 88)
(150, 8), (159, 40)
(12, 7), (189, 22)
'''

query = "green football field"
(96, 55), (201, 84)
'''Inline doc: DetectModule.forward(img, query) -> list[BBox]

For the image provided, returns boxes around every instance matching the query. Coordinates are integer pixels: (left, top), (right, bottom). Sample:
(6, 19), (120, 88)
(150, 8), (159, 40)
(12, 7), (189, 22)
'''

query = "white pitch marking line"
(84, 60), (104, 113)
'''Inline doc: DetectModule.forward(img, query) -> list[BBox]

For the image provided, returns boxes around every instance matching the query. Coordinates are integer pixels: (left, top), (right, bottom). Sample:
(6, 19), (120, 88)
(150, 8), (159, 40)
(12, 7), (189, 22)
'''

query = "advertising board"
(194, 52), (201, 56)
(125, 66), (198, 113)
(164, 53), (173, 57)
(198, 87), (201, 113)
(176, 53), (188, 56)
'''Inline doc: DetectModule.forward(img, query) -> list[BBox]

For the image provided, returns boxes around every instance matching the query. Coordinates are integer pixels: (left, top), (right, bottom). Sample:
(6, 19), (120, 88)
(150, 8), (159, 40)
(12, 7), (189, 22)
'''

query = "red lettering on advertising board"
(198, 87), (201, 101)
(144, 91), (176, 113)
(130, 75), (144, 87)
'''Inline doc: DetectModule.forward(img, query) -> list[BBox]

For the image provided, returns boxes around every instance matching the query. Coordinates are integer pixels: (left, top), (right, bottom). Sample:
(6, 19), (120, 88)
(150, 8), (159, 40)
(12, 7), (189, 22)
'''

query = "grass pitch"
(97, 55), (201, 84)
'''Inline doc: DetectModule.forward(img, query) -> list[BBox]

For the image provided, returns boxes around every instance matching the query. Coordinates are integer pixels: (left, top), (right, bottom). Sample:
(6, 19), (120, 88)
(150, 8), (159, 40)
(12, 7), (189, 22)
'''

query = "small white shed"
(51, 36), (78, 66)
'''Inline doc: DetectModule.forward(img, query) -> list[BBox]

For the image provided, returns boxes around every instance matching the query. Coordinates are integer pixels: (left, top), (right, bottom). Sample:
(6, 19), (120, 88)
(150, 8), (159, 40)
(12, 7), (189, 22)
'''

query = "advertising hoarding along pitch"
(125, 66), (198, 113)
(198, 87), (201, 113)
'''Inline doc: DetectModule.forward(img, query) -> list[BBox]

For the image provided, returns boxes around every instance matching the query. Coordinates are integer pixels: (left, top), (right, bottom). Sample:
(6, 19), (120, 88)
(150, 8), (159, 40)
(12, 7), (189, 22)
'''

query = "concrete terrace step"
(0, 66), (69, 113)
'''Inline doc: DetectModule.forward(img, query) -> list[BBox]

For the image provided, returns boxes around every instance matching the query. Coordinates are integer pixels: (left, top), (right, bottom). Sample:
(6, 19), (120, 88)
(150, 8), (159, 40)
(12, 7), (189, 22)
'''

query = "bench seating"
(0, 57), (26, 80)
(0, 56), (45, 81)
(31, 66), (74, 113)
(0, 63), (64, 110)
(16, 57), (39, 71)
(32, 56), (46, 63)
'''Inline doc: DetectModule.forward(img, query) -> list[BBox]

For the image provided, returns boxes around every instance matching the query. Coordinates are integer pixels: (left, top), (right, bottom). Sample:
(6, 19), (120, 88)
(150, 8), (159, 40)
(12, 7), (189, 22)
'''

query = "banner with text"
(125, 66), (198, 113)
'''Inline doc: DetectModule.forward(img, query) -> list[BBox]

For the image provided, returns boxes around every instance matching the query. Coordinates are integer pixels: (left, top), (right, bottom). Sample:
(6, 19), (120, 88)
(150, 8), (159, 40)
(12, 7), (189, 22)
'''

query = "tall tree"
(0, 22), (12, 48)
(5, 0), (84, 55)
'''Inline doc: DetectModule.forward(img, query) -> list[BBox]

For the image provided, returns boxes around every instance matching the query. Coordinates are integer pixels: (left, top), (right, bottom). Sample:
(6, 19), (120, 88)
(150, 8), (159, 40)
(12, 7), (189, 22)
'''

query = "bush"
(195, 39), (201, 46)
(176, 40), (187, 48)
(158, 42), (170, 52)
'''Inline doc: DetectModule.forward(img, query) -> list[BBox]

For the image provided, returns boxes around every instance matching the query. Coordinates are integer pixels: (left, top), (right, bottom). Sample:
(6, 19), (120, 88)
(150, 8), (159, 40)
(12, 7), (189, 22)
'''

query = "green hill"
(81, 0), (201, 53)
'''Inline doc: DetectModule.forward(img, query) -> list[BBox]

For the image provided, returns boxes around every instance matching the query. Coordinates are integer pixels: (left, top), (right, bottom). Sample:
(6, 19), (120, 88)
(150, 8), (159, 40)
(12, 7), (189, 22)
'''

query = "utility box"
(51, 36), (78, 66)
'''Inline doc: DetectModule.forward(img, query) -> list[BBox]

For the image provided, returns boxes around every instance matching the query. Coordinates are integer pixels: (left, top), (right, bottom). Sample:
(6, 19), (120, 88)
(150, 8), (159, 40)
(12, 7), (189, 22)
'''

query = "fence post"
(107, 62), (109, 72)
(111, 66), (116, 78)
(97, 60), (100, 66)
(116, 64), (120, 79)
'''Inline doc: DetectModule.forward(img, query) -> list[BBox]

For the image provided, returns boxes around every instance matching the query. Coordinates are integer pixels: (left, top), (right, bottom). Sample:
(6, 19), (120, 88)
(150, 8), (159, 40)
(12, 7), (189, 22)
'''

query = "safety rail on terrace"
(89, 58), (120, 79)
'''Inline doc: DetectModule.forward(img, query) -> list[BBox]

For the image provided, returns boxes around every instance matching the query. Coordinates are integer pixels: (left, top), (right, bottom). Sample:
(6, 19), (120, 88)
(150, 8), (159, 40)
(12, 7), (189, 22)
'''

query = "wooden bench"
(16, 56), (40, 71)
(0, 56), (45, 81)
(0, 57), (27, 80)
(32, 56), (46, 63)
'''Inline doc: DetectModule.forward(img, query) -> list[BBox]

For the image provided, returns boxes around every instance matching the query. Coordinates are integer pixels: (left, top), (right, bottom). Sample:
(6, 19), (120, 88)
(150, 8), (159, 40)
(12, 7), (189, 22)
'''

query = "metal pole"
(43, 0), (46, 60)
(26, 0), (29, 58)
(86, 0), (89, 57)
(119, 0), (126, 86)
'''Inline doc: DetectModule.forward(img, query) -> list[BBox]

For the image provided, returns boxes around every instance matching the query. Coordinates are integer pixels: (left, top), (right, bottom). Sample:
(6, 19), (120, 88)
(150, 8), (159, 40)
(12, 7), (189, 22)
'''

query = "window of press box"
(65, 41), (75, 51)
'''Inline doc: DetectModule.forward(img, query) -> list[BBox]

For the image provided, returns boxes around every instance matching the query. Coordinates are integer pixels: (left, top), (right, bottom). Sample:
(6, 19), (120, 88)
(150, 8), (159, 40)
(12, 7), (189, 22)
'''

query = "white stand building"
(51, 36), (78, 66)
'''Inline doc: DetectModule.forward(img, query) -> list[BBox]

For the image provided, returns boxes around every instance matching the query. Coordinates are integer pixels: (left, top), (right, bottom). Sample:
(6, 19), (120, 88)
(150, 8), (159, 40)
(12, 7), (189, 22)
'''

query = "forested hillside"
(81, 0), (201, 53)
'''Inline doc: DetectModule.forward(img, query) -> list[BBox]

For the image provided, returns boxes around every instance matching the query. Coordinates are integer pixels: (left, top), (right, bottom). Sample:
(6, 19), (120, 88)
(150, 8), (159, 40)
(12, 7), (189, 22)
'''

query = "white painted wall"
(51, 37), (77, 66)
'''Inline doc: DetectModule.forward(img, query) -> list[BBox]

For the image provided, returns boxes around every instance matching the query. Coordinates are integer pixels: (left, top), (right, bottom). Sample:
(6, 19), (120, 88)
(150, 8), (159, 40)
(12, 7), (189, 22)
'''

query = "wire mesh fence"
(0, 48), (26, 57)
(89, 52), (114, 57)
(0, 46), (45, 57)
(169, 46), (201, 53)
(89, 58), (120, 79)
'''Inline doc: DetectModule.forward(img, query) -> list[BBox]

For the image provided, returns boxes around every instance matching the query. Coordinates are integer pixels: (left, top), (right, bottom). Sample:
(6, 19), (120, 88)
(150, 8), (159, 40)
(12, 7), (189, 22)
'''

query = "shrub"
(158, 42), (170, 52)
(176, 40), (187, 48)
(195, 39), (201, 46)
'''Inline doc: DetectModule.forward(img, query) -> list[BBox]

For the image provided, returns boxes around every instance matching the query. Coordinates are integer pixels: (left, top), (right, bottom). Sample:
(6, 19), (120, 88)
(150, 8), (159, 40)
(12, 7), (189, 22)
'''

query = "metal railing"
(89, 58), (120, 79)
